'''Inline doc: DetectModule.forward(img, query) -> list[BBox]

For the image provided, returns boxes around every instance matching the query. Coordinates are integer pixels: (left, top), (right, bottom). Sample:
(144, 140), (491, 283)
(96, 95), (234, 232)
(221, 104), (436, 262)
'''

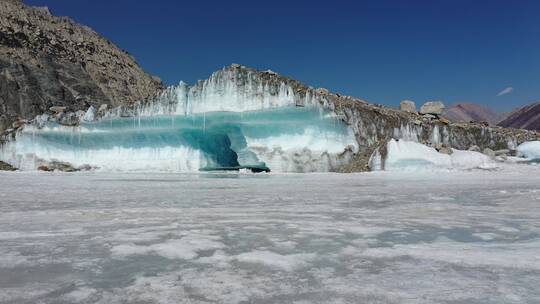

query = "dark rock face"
(498, 102), (540, 131)
(0, 160), (16, 171)
(0, 0), (163, 132)
(443, 103), (501, 125)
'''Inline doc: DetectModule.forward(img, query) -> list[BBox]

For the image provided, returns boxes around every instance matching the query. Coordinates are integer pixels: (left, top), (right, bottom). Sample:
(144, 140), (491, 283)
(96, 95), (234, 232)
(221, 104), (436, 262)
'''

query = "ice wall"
(3, 64), (536, 172)
(122, 66), (324, 118)
(1, 107), (357, 172)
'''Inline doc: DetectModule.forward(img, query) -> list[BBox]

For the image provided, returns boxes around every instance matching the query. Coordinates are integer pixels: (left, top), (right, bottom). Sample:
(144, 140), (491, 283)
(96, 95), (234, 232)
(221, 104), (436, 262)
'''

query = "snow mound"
(379, 139), (496, 171)
(450, 149), (495, 170)
(517, 141), (540, 160)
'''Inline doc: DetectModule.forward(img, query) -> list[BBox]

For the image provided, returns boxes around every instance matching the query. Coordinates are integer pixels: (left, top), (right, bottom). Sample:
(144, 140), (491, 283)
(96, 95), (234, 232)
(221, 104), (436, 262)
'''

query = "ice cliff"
(1, 64), (538, 172)
(1, 65), (358, 172)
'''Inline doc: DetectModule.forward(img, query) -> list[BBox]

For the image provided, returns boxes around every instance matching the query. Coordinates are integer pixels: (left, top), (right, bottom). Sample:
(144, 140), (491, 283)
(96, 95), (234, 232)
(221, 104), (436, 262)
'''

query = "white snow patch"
(235, 250), (316, 271)
(383, 139), (496, 171)
(450, 149), (495, 170)
(111, 234), (224, 260)
(472, 233), (499, 241)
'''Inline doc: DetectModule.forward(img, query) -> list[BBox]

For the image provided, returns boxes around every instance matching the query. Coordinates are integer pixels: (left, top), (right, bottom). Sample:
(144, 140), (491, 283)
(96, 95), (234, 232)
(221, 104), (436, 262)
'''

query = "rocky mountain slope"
(498, 102), (540, 131)
(443, 103), (501, 125)
(0, 0), (163, 132)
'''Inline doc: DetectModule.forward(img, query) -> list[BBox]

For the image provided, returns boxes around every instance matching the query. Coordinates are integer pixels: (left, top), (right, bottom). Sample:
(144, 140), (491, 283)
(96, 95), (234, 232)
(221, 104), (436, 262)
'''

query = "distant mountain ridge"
(498, 102), (540, 131)
(443, 103), (501, 125)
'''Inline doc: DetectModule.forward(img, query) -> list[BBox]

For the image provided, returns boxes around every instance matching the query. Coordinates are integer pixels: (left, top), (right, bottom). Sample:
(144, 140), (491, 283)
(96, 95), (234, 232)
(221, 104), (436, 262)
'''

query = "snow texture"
(1, 169), (540, 303)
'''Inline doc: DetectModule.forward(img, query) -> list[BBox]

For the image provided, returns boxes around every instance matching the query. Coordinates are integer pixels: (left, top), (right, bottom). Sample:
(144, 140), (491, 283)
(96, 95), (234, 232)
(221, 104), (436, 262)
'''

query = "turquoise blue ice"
(1, 107), (357, 172)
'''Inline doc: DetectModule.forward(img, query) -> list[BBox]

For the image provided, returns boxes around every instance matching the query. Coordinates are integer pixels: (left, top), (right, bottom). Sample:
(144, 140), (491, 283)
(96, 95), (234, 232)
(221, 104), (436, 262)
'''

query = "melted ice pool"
(1, 169), (540, 303)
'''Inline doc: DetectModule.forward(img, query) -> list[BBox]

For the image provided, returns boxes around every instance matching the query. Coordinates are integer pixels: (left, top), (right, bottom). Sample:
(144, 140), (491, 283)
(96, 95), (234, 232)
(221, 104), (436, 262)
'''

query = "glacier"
(2, 65), (538, 173)
(0, 66), (360, 173)
(1, 108), (356, 173)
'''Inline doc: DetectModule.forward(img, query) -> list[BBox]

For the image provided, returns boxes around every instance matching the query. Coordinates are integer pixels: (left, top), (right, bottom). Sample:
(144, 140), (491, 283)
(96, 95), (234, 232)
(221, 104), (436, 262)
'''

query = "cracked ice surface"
(1, 168), (540, 303)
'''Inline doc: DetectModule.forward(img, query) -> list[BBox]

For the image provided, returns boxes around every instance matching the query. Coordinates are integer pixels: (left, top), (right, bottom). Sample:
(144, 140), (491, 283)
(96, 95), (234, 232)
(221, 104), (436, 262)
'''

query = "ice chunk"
(381, 139), (496, 171)
(368, 147), (383, 171)
(517, 141), (540, 160)
(450, 149), (495, 170)
(384, 139), (452, 171)
(82, 106), (96, 122)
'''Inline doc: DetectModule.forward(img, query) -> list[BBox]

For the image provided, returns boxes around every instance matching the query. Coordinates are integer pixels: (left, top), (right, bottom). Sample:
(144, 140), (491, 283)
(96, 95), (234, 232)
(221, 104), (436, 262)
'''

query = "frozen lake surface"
(1, 168), (540, 303)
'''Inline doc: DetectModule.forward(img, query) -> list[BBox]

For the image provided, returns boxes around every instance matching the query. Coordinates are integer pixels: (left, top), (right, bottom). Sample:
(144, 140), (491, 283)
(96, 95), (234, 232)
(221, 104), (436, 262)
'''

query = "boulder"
(77, 164), (94, 171)
(47, 161), (79, 172)
(420, 101), (445, 115)
(316, 88), (329, 95)
(439, 118), (450, 125)
(0, 161), (16, 171)
(496, 155), (508, 161)
(439, 147), (453, 155)
(494, 149), (510, 156)
(400, 100), (416, 113)
(37, 165), (52, 171)
(49, 106), (67, 114)
(468, 145), (481, 152)
(11, 119), (26, 129)
(483, 148), (496, 158)
(53, 162), (78, 172)
(422, 114), (437, 120)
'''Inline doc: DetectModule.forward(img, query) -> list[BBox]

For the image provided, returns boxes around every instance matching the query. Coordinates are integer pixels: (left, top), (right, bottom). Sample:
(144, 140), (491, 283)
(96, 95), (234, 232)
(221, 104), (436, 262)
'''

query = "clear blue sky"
(24, 0), (540, 112)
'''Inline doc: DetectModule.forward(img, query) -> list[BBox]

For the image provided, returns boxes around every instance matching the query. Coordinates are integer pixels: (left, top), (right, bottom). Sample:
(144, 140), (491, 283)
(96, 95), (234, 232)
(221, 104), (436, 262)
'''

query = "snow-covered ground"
(1, 168), (540, 303)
